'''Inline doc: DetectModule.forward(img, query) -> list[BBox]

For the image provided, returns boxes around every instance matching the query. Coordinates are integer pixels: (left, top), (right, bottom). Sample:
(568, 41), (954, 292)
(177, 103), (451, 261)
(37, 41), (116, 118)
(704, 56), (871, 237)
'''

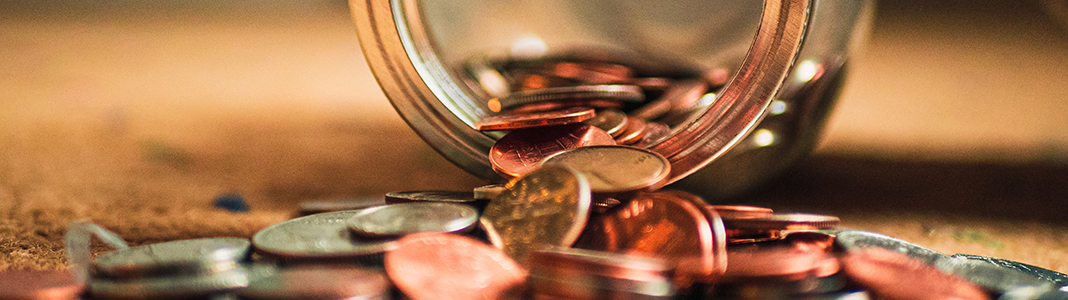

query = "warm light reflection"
(795, 60), (821, 82)
(769, 100), (787, 115)
(697, 93), (717, 106)
(510, 35), (547, 59)
(752, 129), (775, 147)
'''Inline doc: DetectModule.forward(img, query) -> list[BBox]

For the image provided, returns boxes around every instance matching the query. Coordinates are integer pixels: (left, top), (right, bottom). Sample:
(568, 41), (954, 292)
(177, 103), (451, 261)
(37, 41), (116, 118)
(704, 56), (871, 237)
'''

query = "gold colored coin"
(480, 166), (592, 264)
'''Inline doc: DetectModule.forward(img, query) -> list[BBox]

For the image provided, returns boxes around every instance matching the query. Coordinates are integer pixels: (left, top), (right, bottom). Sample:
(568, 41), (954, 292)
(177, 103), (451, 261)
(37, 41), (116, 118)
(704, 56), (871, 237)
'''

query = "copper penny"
(720, 245), (837, 281)
(506, 98), (623, 114)
(489, 124), (615, 178)
(709, 205), (774, 220)
(630, 79), (707, 121)
(841, 248), (990, 300)
(574, 190), (726, 281)
(633, 121), (671, 148)
(475, 107), (595, 131)
(481, 166), (592, 263)
(721, 213), (840, 232)
(238, 264), (390, 300)
(629, 77), (674, 91)
(540, 145), (670, 194)
(615, 117), (646, 145)
(527, 247), (675, 299)
(0, 269), (83, 300)
(582, 109), (628, 137)
(385, 233), (527, 300)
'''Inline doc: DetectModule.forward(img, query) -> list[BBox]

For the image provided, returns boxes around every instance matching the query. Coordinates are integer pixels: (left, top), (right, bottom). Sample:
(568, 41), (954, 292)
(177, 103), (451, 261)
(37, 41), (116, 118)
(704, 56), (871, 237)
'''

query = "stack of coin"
(87, 237), (253, 299)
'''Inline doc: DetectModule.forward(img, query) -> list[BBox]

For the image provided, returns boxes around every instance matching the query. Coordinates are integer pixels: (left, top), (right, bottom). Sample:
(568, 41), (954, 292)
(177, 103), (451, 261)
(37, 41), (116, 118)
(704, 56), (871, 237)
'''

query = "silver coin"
(952, 254), (1068, 288)
(936, 255), (1057, 296)
(384, 191), (478, 204)
(833, 229), (949, 266)
(93, 237), (250, 279)
(347, 203), (479, 238)
(89, 267), (249, 299)
(298, 197), (386, 216)
(540, 145), (670, 194)
(473, 184), (507, 200)
(252, 211), (398, 258)
(238, 264), (391, 300)
(499, 85), (644, 110)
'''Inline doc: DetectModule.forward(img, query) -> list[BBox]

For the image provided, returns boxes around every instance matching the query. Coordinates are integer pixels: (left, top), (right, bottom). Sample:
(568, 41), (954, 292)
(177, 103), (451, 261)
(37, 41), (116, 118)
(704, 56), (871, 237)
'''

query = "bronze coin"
(505, 98), (623, 114)
(540, 145), (670, 194)
(720, 245), (837, 281)
(481, 166), (592, 263)
(499, 85), (643, 111)
(489, 124), (615, 178)
(475, 107), (595, 131)
(709, 205), (774, 220)
(574, 191), (725, 280)
(633, 121), (671, 148)
(238, 264), (390, 300)
(0, 269), (83, 300)
(527, 247), (675, 299)
(841, 248), (990, 300)
(615, 117), (646, 145)
(721, 213), (840, 232)
(630, 79), (707, 121)
(629, 77), (674, 91)
(582, 109), (628, 137)
(385, 233), (527, 300)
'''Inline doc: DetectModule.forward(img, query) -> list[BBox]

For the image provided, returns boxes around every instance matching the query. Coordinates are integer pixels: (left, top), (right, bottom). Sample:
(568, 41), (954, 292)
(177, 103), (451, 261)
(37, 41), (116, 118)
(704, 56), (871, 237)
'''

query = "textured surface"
(0, 0), (1066, 274)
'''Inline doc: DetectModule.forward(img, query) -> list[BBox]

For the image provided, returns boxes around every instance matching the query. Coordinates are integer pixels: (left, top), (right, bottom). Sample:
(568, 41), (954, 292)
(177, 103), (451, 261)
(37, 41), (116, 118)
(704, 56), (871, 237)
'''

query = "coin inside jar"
(480, 166), (592, 264)
(252, 210), (398, 259)
(347, 202), (478, 238)
(582, 109), (628, 137)
(385, 233), (527, 300)
(541, 145), (670, 195)
(498, 84), (644, 111)
(489, 124), (615, 178)
(93, 237), (250, 279)
(474, 107), (595, 131)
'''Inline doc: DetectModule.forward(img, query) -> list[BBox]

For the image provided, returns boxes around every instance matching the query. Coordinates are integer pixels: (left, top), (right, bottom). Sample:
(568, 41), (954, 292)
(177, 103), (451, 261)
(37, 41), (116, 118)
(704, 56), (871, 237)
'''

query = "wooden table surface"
(1, 0), (1065, 274)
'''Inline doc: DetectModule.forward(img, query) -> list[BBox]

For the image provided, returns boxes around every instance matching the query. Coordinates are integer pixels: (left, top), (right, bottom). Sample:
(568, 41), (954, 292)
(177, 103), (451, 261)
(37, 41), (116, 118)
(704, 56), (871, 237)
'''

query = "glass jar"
(348, 0), (874, 200)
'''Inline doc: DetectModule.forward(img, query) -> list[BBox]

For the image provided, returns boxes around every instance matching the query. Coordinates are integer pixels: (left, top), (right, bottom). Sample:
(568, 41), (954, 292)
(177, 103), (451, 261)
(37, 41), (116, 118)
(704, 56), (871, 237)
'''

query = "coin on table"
(481, 166), (592, 263)
(89, 268), (249, 299)
(473, 184), (507, 200)
(347, 202), (478, 238)
(840, 247), (989, 300)
(708, 205), (774, 220)
(252, 210), (398, 259)
(489, 124), (615, 178)
(298, 197), (385, 216)
(237, 264), (391, 300)
(935, 255), (1057, 296)
(723, 213), (840, 243)
(950, 253), (1068, 288)
(474, 107), (595, 131)
(498, 84), (644, 111)
(527, 247), (675, 299)
(574, 190), (727, 281)
(582, 109), (628, 137)
(540, 145), (671, 195)
(711, 245), (843, 297)
(93, 237), (250, 279)
(384, 190), (479, 205)
(0, 269), (83, 300)
(385, 233), (527, 300)
(834, 230), (948, 266)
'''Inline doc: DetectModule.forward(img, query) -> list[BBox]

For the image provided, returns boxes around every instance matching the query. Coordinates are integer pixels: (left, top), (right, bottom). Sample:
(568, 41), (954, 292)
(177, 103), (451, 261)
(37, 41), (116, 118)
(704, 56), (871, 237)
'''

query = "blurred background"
(1, 0), (1066, 270)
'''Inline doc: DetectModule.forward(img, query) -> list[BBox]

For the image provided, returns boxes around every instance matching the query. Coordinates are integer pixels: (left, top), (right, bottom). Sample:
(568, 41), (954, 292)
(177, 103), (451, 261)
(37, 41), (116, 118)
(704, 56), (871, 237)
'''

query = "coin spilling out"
(527, 247), (676, 299)
(950, 253), (1068, 288)
(238, 264), (391, 300)
(89, 267), (250, 299)
(474, 107), (595, 131)
(574, 190), (726, 283)
(709, 205), (774, 219)
(481, 166), (592, 264)
(347, 202), (478, 238)
(0, 269), (84, 300)
(582, 109), (629, 137)
(541, 145), (671, 196)
(840, 247), (990, 300)
(488, 124), (615, 178)
(93, 237), (250, 279)
(298, 197), (385, 216)
(834, 229), (948, 266)
(252, 210), (398, 259)
(723, 213), (841, 244)
(473, 183), (507, 200)
(935, 255), (1057, 297)
(385, 233), (527, 300)
(710, 244), (845, 298)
